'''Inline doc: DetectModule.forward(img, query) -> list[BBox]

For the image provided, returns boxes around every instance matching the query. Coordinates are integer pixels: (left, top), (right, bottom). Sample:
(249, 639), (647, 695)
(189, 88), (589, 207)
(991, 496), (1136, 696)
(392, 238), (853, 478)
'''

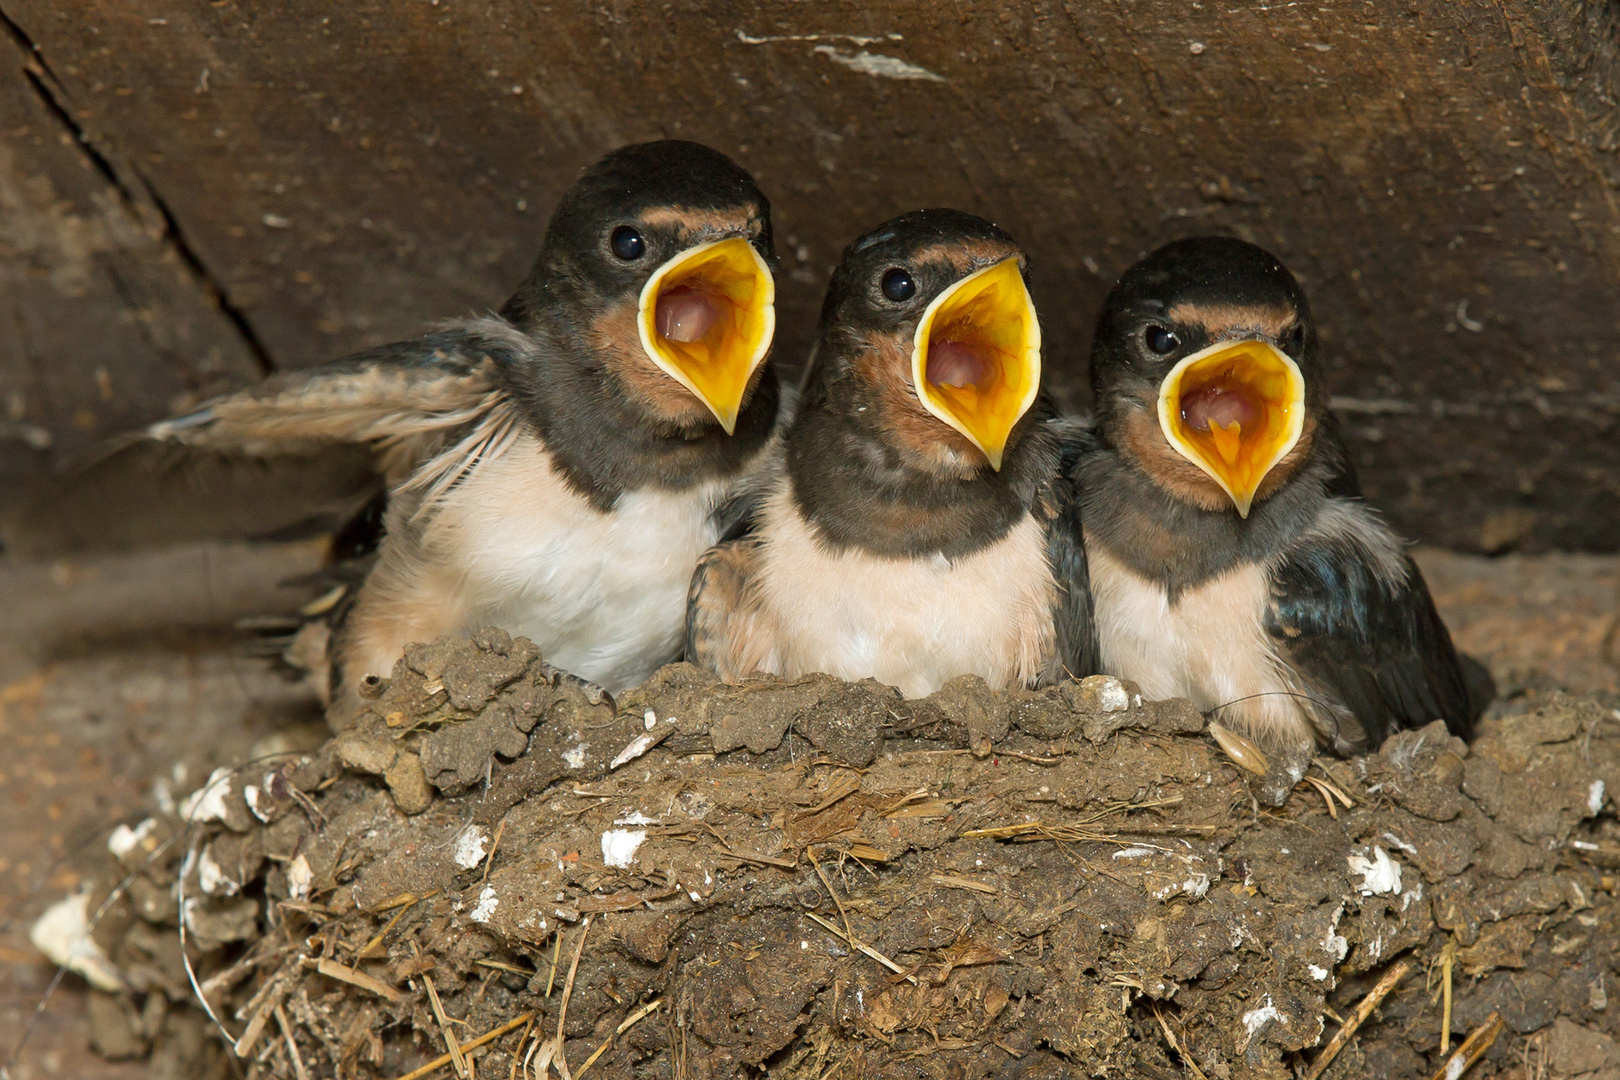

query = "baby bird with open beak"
(1073, 236), (1486, 763)
(143, 140), (783, 716)
(686, 209), (1096, 695)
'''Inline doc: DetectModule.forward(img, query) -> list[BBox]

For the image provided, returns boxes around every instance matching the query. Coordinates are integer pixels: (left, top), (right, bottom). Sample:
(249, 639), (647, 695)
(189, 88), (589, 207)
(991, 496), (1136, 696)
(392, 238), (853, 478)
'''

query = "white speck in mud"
(107, 818), (156, 859)
(1189, 41), (1206, 55)
(602, 829), (645, 869)
(470, 886), (498, 924)
(1308, 964), (1330, 981)
(812, 45), (945, 82)
(198, 846), (238, 896)
(178, 767), (234, 823)
(689, 890), (701, 902)
(610, 733), (658, 770)
(1134, 694), (1143, 707)
(287, 854), (313, 901)
(644, 710), (657, 730)
(1589, 779), (1606, 816)
(31, 891), (123, 991)
(1097, 677), (1130, 712)
(562, 744), (588, 770)
(454, 826), (489, 870)
(1242, 994), (1285, 1035)
(1323, 903), (1349, 961)
(1347, 847), (1402, 896)
(1446, 1055), (1467, 1080)
(1112, 847), (1154, 859)
(614, 810), (659, 826)
(243, 785), (272, 822)
(800, 940), (808, 950)
(1380, 832), (1418, 855)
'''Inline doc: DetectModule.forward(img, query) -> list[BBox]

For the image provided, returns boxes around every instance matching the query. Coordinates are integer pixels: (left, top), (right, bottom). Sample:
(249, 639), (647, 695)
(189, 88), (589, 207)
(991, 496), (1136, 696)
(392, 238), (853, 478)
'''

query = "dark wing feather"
(707, 382), (797, 543)
(4, 318), (527, 556)
(1266, 503), (1481, 753)
(1040, 417), (1100, 683)
(145, 316), (525, 483)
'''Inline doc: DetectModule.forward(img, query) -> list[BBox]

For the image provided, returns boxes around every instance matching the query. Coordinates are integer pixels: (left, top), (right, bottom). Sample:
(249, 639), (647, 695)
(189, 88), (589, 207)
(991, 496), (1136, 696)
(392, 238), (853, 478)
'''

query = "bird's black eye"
(1145, 325), (1180, 354)
(881, 268), (916, 302)
(610, 226), (645, 261)
(1287, 325), (1306, 354)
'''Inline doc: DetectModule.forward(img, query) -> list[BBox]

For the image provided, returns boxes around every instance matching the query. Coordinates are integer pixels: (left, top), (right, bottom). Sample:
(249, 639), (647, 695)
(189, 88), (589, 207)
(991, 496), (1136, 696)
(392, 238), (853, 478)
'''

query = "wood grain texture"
(2, 0), (1616, 551)
(0, 21), (260, 513)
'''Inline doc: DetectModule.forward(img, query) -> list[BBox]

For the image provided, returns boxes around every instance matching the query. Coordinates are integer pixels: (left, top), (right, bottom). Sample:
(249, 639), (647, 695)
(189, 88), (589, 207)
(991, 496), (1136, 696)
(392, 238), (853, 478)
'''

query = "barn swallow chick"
(685, 209), (1096, 696)
(1073, 236), (1484, 759)
(146, 140), (782, 714)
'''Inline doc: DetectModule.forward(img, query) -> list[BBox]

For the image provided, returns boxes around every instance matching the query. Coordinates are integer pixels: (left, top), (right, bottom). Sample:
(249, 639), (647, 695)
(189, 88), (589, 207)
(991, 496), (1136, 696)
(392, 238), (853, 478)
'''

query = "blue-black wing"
(1041, 417), (1100, 683)
(1266, 501), (1484, 753)
(2, 318), (527, 556)
(142, 317), (526, 484)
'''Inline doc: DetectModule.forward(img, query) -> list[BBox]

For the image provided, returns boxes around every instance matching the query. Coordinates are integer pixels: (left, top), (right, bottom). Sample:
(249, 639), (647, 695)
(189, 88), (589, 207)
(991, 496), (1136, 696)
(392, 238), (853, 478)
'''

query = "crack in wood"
(0, 3), (276, 376)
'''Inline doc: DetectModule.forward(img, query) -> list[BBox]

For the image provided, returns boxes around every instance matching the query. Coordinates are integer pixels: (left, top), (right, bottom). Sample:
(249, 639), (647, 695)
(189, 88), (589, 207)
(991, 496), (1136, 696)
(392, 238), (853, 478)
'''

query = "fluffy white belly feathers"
(346, 433), (730, 694)
(1086, 539), (1314, 749)
(743, 490), (1056, 698)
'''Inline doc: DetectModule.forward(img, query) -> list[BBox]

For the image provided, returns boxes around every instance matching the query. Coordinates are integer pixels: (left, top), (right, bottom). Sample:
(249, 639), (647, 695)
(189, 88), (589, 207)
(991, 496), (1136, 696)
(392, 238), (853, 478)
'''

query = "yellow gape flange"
(637, 236), (775, 433)
(910, 258), (1041, 470)
(1156, 338), (1306, 517)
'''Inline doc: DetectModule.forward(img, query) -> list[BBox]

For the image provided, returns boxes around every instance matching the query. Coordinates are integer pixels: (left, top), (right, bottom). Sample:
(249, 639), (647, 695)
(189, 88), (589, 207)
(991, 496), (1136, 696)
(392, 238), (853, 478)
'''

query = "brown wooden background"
(2, 1), (1617, 552)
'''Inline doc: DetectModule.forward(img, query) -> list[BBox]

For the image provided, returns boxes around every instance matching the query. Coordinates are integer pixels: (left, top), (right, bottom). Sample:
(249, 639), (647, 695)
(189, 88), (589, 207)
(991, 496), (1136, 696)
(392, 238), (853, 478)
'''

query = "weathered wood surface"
(0, 18), (261, 505)
(1, 1), (1616, 552)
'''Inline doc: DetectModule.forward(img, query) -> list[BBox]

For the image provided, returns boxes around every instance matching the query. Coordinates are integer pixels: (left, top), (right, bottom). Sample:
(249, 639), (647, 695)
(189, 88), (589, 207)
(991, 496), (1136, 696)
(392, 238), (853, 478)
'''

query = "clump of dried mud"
(53, 631), (1620, 1079)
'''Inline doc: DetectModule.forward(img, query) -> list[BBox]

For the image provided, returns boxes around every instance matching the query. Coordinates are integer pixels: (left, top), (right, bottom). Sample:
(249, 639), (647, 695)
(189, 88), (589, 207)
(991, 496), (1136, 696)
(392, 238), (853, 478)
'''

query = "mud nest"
(45, 630), (1620, 1079)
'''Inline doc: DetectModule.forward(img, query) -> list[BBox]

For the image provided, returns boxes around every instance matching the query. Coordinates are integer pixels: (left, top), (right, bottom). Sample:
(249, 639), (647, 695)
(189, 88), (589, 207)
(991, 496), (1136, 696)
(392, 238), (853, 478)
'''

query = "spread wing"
(6, 318), (530, 555)
(143, 316), (528, 485)
(1266, 498), (1482, 753)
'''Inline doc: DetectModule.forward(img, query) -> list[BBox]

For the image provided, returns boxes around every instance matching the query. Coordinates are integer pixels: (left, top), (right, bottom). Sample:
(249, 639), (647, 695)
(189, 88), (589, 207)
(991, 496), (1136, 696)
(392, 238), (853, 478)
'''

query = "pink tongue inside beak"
(1181, 384), (1259, 432)
(927, 340), (994, 390)
(656, 285), (722, 344)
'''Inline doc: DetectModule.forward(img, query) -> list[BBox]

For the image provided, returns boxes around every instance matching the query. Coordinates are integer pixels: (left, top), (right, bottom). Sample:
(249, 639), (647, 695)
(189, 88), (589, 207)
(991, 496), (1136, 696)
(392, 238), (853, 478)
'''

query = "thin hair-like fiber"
(399, 396), (523, 522)
(1205, 689), (1345, 720)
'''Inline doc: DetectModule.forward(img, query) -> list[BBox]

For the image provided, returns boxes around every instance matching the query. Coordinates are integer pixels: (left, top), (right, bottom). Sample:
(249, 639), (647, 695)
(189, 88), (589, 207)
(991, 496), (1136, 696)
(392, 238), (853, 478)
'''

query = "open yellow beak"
(1156, 338), (1306, 518)
(910, 258), (1041, 471)
(636, 237), (775, 434)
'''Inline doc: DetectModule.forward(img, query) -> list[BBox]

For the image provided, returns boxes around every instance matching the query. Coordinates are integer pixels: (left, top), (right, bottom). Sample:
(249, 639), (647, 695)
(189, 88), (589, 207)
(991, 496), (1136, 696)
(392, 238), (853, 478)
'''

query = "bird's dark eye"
(1145, 325), (1180, 354)
(1287, 325), (1306, 354)
(881, 268), (916, 302)
(610, 226), (645, 261)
